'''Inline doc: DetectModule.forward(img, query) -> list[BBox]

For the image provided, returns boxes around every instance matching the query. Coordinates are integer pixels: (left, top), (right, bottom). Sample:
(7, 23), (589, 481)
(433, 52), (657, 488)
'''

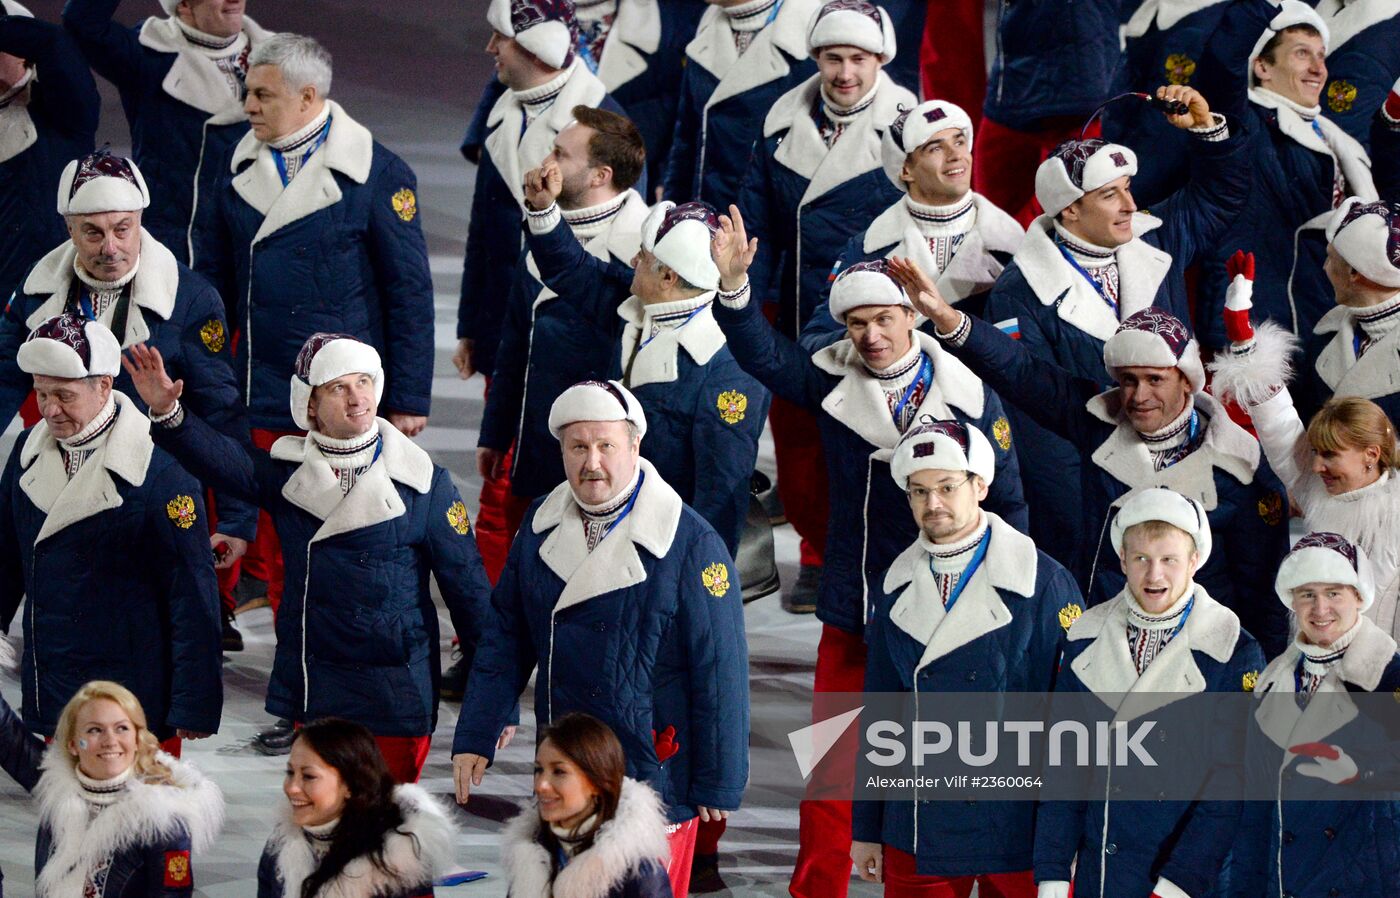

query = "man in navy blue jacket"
(899, 262), (1292, 656)
(454, 0), (625, 385)
(453, 380), (749, 898)
(984, 84), (1246, 577)
(0, 314), (223, 744)
(712, 213), (1027, 898)
(62, 0), (274, 267)
(1033, 488), (1266, 898)
(0, 3), (98, 304)
(852, 421), (1079, 895)
(0, 150), (256, 648)
(127, 332), (492, 784)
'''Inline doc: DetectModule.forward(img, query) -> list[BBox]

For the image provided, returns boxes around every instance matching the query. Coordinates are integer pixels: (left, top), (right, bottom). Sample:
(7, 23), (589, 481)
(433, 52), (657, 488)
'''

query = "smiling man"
(63, 0), (274, 267)
(452, 379), (750, 898)
(900, 264), (1292, 656)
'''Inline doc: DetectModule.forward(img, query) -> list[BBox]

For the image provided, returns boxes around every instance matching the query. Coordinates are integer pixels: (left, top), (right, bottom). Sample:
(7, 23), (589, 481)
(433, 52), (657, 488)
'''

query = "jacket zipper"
(187, 120), (211, 267)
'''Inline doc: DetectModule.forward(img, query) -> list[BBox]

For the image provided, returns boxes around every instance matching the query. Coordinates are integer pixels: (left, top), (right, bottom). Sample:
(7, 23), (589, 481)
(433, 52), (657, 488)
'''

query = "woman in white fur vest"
(503, 713), (673, 898)
(1210, 249), (1400, 639)
(256, 718), (457, 898)
(0, 679), (224, 898)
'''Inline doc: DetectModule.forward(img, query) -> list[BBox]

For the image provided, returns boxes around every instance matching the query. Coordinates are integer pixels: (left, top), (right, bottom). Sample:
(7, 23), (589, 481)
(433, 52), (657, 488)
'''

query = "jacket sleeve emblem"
(392, 188), (418, 222)
(166, 495), (197, 529)
(1057, 602), (1082, 632)
(446, 500), (471, 535)
(992, 416), (1012, 450)
(1327, 80), (1356, 113)
(1242, 670), (1259, 692)
(163, 850), (192, 887)
(1257, 491), (1283, 526)
(701, 562), (730, 597)
(199, 319), (226, 353)
(717, 390), (748, 424)
(1164, 53), (1196, 86)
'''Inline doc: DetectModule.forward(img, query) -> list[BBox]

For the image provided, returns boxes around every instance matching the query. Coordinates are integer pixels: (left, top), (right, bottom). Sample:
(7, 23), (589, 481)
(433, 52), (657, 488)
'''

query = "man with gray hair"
(63, 0), (275, 266)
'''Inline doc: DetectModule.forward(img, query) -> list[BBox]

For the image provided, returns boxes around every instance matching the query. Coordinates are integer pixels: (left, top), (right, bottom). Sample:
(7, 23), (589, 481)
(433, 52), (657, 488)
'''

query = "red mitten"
(652, 726), (679, 762)
(1223, 250), (1256, 345)
(1385, 75), (1400, 122)
(1289, 741), (1359, 784)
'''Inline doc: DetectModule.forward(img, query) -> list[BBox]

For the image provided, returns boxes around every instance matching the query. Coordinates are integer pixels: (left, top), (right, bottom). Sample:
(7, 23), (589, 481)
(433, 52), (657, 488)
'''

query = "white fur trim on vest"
(501, 777), (670, 898)
(34, 748), (225, 898)
(690, 0), (820, 109)
(596, 0), (662, 92)
(22, 229), (180, 342)
(862, 193), (1024, 303)
(263, 783), (456, 898)
(139, 15), (273, 122)
(1122, 0), (1232, 40)
(1207, 320), (1299, 409)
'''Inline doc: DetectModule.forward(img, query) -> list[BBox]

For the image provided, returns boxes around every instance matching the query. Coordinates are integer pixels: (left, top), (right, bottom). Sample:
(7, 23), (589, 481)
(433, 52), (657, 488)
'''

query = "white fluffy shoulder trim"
(1207, 320), (1300, 408)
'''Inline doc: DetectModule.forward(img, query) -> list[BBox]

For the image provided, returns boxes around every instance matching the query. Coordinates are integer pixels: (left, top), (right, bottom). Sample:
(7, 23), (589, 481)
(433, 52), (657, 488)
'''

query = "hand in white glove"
(1290, 741), (1359, 785)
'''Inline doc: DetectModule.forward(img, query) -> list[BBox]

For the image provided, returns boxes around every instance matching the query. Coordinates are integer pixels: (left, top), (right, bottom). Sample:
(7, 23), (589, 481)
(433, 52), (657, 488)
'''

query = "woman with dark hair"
(256, 719), (457, 898)
(502, 713), (672, 898)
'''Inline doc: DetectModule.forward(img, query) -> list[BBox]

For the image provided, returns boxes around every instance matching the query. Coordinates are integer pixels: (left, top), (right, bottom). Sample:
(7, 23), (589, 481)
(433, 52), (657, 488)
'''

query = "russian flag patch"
(827, 261), (843, 283)
(994, 317), (1021, 340)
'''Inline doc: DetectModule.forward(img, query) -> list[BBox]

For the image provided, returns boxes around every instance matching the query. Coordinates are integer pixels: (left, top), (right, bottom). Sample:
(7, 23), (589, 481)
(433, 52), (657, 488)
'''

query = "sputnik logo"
(788, 707), (864, 779)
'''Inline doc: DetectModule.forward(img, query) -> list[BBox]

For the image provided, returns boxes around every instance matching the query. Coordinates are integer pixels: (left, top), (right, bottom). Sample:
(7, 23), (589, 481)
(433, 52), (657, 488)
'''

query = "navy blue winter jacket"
(152, 410), (491, 737)
(0, 13), (97, 303)
(61, 0), (271, 267)
(715, 298), (1029, 634)
(0, 396), (223, 739)
(853, 514), (1079, 877)
(982, 0), (1120, 130)
(454, 462), (751, 824)
(195, 102), (435, 430)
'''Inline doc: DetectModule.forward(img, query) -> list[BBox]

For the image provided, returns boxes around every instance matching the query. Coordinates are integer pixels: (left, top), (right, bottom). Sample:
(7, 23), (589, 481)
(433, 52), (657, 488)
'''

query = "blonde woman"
(1210, 251), (1400, 638)
(0, 681), (223, 897)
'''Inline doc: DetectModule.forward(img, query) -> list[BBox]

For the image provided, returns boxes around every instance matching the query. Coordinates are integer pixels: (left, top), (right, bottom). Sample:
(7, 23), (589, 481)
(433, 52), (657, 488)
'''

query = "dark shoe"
(440, 648), (469, 701)
(221, 610), (243, 652)
(781, 563), (820, 614)
(689, 852), (726, 893)
(754, 470), (786, 526)
(232, 572), (269, 616)
(253, 718), (295, 755)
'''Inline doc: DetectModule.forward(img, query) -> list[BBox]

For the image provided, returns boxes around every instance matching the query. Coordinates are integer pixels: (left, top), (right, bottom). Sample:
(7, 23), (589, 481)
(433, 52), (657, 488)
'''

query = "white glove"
(1153, 876), (1193, 898)
(1037, 882), (1071, 898)
(1290, 742), (1360, 785)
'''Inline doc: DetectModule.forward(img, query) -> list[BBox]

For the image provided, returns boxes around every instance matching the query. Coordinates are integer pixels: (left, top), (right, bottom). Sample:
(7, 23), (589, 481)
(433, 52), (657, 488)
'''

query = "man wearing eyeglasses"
(851, 419), (1080, 893)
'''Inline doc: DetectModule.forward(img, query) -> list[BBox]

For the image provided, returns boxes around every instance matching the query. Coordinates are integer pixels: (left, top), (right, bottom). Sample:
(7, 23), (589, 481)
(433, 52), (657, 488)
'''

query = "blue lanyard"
(639, 305), (708, 349)
(273, 119), (331, 187)
(1165, 594), (1195, 641)
(763, 0), (784, 26)
(1055, 243), (1118, 315)
(1158, 410), (1201, 469)
(891, 355), (932, 424)
(601, 471), (644, 542)
(935, 530), (990, 613)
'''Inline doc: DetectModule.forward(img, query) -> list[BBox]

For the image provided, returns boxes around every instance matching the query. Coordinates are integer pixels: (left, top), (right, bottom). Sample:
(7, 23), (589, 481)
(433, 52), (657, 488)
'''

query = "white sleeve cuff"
(718, 278), (751, 310)
(526, 201), (562, 234)
(1037, 882), (1071, 898)
(935, 311), (971, 347)
(150, 400), (184, 429)
(1190, 112), (1229, 142)
(1153, 877), (1192, 898)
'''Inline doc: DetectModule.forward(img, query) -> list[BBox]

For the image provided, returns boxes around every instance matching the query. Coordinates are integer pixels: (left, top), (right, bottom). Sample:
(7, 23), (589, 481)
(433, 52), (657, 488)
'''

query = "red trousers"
(474, 443), (531, 585)
(667, 817), (700, 898)
(769, 396), (828, 567)
(973, 117), (1102, 227)
(790, 625), (868, 898)
(920, 0), (986, 128)
(882, 847), (1036, 898)
(375, 734), (432, 784)
(217, 427), (296, 614)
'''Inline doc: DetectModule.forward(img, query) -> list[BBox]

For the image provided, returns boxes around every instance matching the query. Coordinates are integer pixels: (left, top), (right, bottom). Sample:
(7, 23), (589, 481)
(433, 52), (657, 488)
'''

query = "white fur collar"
(501, 778), (670, 898)
(1312, 309), (1400, 398)
(1251, 615), (1398, 750)
(595, 0), (663, 91)
(1012, 213), (1170, 342)
(525, 189), (649, 307)
(862, 193), (1024, 303)
(0, 92), (36, 164)
(1084, 391), (1259, 510)
(485, 62), (608, 209)
(531, 458), (683, 612)
(810, 329), (986, 455)
(269, 418), (433, 541)
(35, 748), (224, 898)
(1314, 0), (1400, 51)
(696, 0), (822, 110)
(765, 71), (917, 206)
(1122, 0), (1232, 38)
(1068, 583), (1243, 719)
(23, 229), (180, 343)
(230, 100), (375, 245)
(19, 392), (155, 543)
(882, 512), (1038, 668)
(138, 15), (272, 122)
(615, 297), (727, 387)
(264, 784), (456, 898)
(1249, 88), (1376, 205)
